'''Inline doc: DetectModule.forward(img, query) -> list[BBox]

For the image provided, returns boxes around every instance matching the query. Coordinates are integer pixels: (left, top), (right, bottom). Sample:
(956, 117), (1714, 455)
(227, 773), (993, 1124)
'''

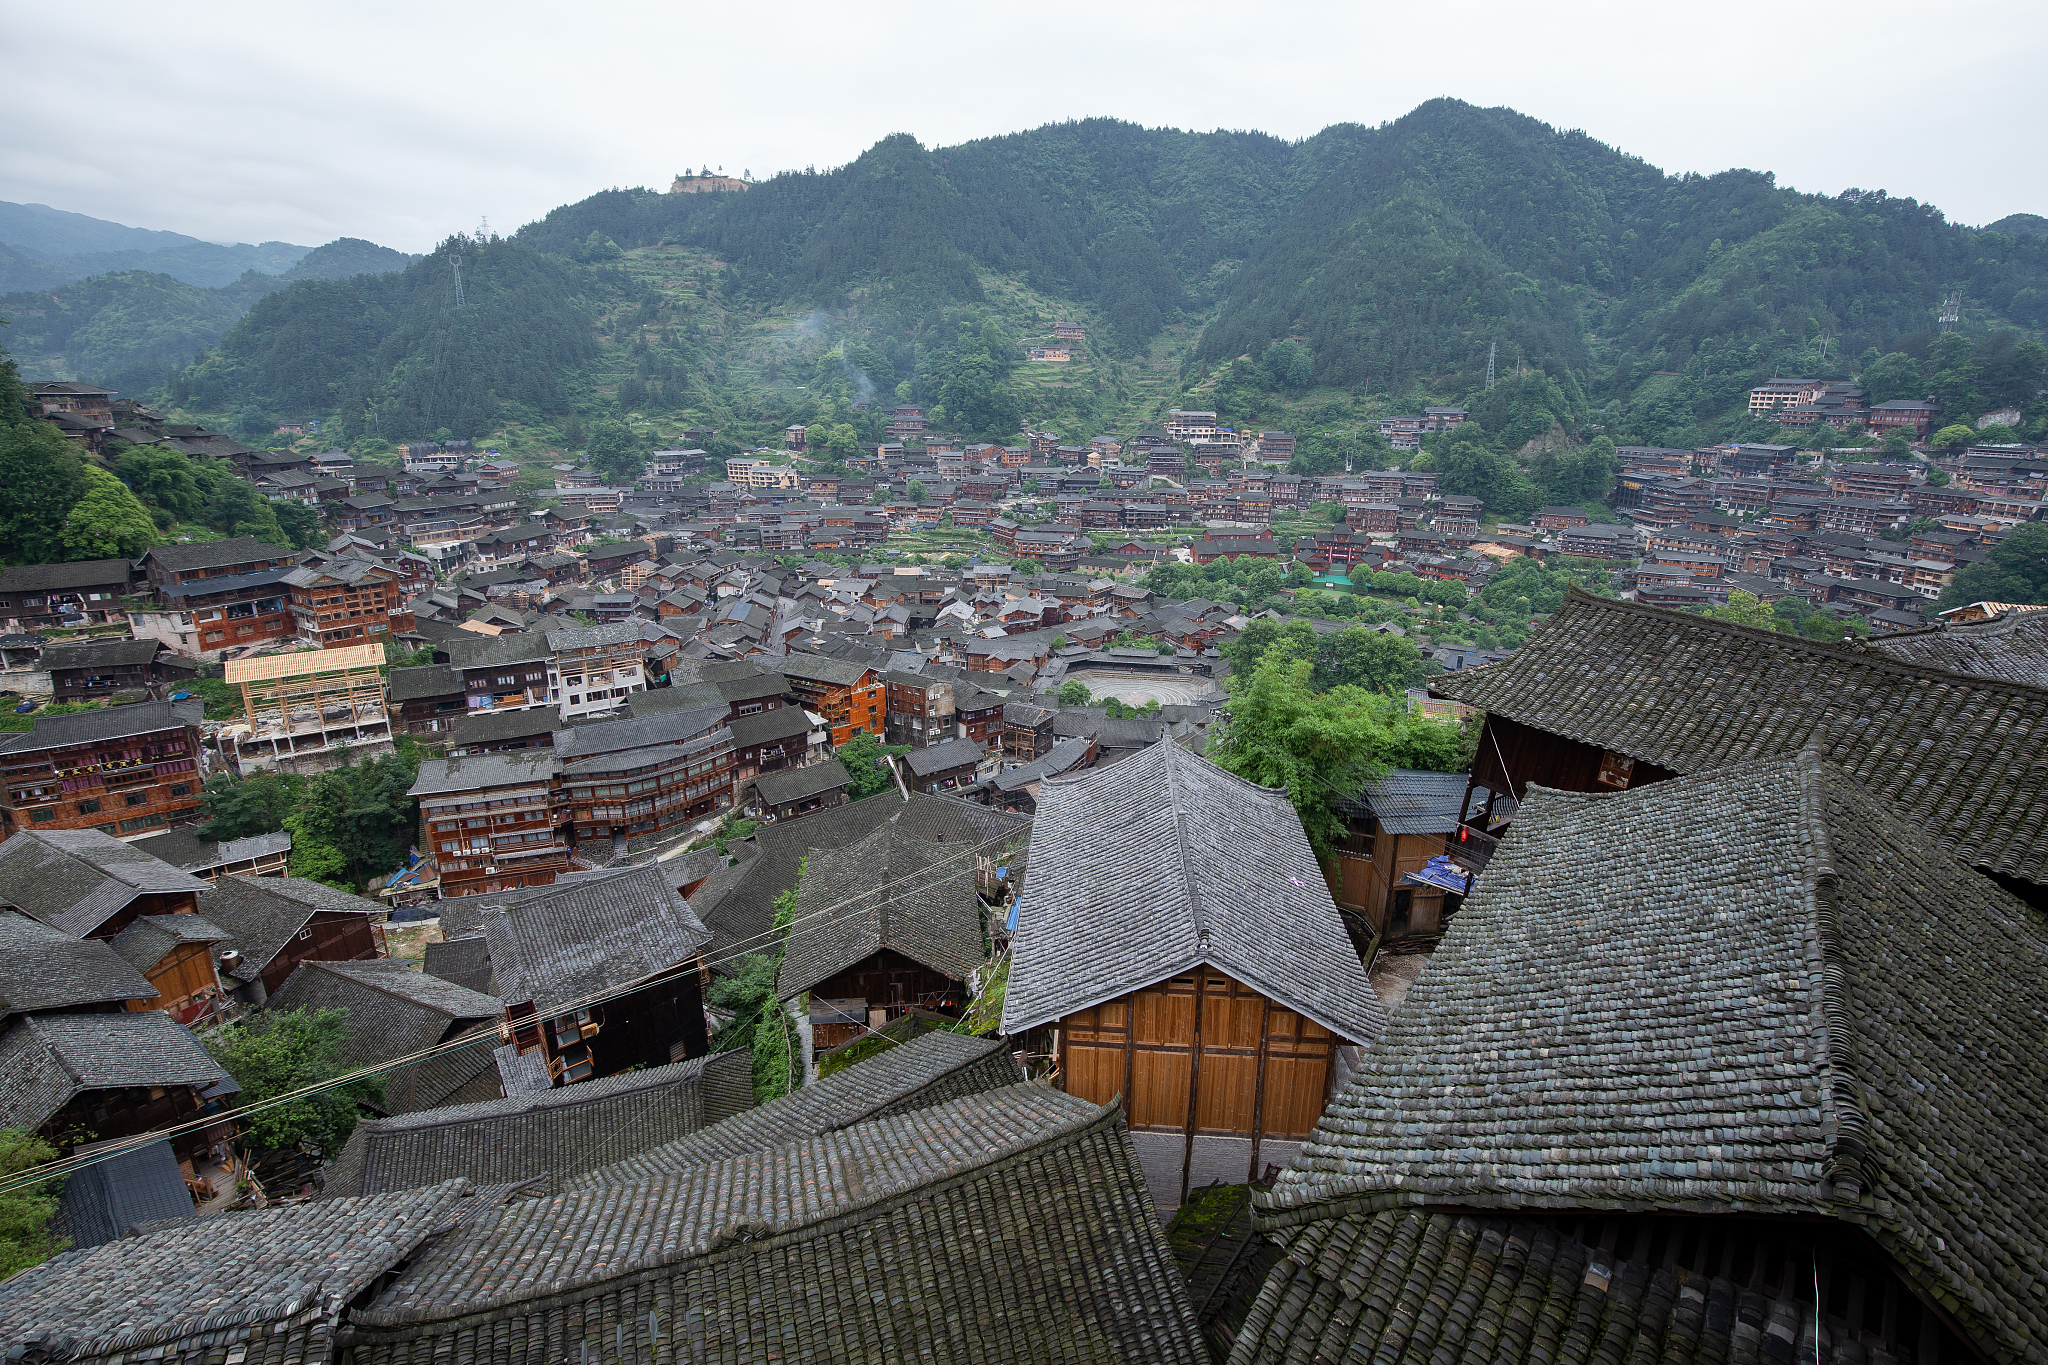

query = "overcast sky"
(2, 0), (2040, 252)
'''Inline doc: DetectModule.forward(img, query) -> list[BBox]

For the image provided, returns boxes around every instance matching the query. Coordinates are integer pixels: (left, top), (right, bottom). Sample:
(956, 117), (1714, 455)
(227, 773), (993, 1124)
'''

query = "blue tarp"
(1401, 854), (1473, 896)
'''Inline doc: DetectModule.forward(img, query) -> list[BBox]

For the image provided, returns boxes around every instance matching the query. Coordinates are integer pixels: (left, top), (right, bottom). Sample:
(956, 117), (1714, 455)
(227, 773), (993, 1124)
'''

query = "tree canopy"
(203, 1007), (385, 1157)
(1939, 523), (2048, 611)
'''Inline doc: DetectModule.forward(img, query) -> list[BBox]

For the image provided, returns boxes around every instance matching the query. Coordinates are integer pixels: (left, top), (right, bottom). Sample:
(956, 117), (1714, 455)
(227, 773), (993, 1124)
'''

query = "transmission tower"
(1485, 342), (1497, 390)
(476, 216), (491, 241)
(451, 248), (466, 309)
(1938, 293), (1960, 332)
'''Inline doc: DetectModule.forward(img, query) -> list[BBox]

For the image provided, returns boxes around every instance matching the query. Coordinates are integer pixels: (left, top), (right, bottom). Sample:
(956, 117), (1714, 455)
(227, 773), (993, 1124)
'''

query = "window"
(297, 928), (312, 941)
(125, 792), (148, 806)
(170, 783), (191, 797)
(30, 808), (53, 823)
(77, 799), (100, 814)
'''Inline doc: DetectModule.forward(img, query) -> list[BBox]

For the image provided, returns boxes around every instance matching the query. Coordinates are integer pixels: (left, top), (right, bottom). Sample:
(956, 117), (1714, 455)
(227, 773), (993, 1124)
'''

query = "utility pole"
(1938, 293), (1960, 333)
(1485, 342), (1497, 390)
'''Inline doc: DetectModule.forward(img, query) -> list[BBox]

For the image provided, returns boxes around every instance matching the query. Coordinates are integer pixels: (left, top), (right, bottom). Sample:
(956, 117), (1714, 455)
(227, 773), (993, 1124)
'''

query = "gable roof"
(0, 1181), (473, 1365)
(902, 736), (981, 777)
(1432, 587), (2048, 886)
(1004, 738), (1384, 1042)
(0, 912), (157, 1016)
(347, 1084), (1205, 1364)
(776, 820), (994, 999)
(695, 793), (1025, 965)
(0, 559), (133, 594)
(0, 829), (209, 936)
(0, 699), (201, 760)
(476, 863), (708, 1013)
(749, 760), (851, 806)
(197, 875), (380, 979)
(38, 638), (160, 671)
(0, 1011), (232, 1134)
(126, 828), (292, 875)
(1347, 768), (1469, 835)
(267, 959), (502, 1115)
(566, 1030), (1023, 1189)
(1866, 606), (2048, 687)
(140, 535), (291, 572)
(1259, 753), (2048, 1365)
(421, 934), (492, 994)
(108, 913), (231, 971)
(48, 1138), (194, 1252)
(322, 1050), (754, 1199)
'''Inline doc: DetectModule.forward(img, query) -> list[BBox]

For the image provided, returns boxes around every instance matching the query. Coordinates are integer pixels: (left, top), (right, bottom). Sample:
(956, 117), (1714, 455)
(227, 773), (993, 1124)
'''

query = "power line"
(0, 816), (1034, 1197)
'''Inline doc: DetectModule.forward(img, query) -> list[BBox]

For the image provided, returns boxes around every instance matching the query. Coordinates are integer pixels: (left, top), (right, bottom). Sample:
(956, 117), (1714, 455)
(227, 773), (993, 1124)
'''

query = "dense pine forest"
(15, 100), (2048, 458)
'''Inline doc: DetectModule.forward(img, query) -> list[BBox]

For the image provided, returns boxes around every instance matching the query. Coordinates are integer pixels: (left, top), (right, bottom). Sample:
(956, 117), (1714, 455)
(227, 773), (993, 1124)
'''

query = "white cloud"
(0, 0), (2038, 251)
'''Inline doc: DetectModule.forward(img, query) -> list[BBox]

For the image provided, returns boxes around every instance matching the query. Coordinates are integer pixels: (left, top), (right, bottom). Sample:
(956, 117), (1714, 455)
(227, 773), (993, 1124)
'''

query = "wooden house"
(128, 828), (292, 881)
(268, 958), (504, 1114)
(471, 863), (712, 1087)
(1432, 588), (2048, 904)
(0, 1010), (236, 1161)
(1327, 768), (1470, 940)
(199, 875), (385, 1004)
(1227, 753), (2042, 1365)
(776, 805), (1027, 1047)
(0, 910), (159, 1028)
(0, 828), (209, 940)
(750, 760), (851, 820)
(109, 913), (232, 1024)
(1002, 738), (1386, 1207)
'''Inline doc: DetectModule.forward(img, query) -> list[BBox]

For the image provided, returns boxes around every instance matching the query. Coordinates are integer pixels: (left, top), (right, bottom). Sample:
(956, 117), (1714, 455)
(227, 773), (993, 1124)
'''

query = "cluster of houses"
(0, 567), (2040, 1365)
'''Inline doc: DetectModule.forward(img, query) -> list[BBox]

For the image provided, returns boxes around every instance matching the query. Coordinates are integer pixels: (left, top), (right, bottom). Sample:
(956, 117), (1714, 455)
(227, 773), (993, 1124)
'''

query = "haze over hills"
(13, 101), (2048, 459)
(0, 200), (323, 291)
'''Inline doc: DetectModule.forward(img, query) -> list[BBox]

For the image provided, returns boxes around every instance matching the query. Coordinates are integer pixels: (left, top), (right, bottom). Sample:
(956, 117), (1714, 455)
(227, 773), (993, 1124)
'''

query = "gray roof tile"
(323, 1050), (754, 1198)
(0, 912), (157, 1015)
(1003, 738), (1384, 1042)
(0, 1011), (231, 1133)
(0, 829), (210, 936)
(1260, 753), (2048, 1365)
(1433, 587), (2048, 886)
(476, 863), (708, 1013)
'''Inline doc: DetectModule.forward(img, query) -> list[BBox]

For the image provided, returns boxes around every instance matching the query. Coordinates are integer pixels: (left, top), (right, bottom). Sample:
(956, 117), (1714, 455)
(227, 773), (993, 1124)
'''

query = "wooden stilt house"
(1003, 737), (1386, 1208)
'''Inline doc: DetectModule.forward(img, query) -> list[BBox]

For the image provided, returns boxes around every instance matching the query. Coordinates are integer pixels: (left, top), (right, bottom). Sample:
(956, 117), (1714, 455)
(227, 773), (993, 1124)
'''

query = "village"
(0, 371), (2042, 1365)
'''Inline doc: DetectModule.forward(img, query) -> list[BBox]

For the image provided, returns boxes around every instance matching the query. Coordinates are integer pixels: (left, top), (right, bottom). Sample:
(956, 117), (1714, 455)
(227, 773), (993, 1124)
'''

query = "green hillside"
(144, 101), (2048, 455)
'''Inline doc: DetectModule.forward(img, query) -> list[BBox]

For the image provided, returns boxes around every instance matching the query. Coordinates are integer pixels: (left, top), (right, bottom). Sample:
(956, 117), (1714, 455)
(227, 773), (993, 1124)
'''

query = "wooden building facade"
(1003, 739), (1387, 1207)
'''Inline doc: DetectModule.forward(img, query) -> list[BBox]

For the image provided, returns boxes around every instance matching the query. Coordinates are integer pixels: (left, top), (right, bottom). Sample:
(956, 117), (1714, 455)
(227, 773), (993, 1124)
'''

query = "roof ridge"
(309, 958), (492, 1015)
(1558, 585), (2048, 698)
(1160, 740), (1205, 950)
(1794, 752), (1875, 1206)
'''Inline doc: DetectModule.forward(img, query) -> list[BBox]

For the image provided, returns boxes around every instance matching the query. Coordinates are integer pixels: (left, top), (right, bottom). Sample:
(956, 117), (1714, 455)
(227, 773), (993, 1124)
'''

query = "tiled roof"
(0, 1180), (473, 1365)
(323, 1050), (754, 1198)
(1347, 767), (1469, 835)
(268, 959), (502, 1115)
(776, 820), (994, 999)
(140, 535), (291, 571)
(725, 703), (812, 746)
(1260, 754), (2048, 1365)
(350, 1084), (1205, 1363)
(749, 760), (851, 806)
(127, 828), (292, 873)
(38, 638), (159, 670)
(1230, 1206), (1904, 1365)
(385, 662), (462, 701)
(1867, 607), (2048, 687)
(0, 559), (133, 594)
(990, 736), (1094, 793)
(476, 863), (708, 1014)
(0, 912), (157, 1015)
(0, 829), (210, 937)
(1432, 587), (2048, 886)
(902, 736), (981, 777)
(422, 934), (493, 994)
(1004, 738), (1385, 1043)
(0, 699), (201, 760)
(407, 748), (559, 797)
(198, 875), (381, 981)
(566, 1030), (1023, 1188)
(446, 705), (556, 747)
(108, 912), (230, 971)
(0, 1011), (232, 1134)
(777, 649), (873, 686)
(543, 620), (643, 650)
(697, 793), (1024, 965)
(551, 706), (725, 762)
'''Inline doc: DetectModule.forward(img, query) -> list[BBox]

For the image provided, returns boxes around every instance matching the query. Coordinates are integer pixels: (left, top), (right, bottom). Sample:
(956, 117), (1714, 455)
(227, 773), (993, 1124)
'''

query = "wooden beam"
(1181, 966), (1206, 1208)
(1247, 996), (1272, 1184)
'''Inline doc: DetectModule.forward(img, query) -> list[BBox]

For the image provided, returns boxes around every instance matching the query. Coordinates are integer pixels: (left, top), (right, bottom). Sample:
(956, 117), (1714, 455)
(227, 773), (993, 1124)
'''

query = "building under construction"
(220, 643), (393, 775)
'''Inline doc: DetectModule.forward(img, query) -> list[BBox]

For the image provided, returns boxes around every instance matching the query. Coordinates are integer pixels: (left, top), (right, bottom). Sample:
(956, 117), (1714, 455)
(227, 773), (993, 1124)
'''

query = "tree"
(1433, 431), (1539, 522)
(61, 465), (157, 560)
(199, 770), (302, 840)
(1056, 679), (1092, 706)
(906, 479), (927, 503)
(585, 418), (643, 485)
(836, 731), (908, 799)
(1208, 653), (1469, 855)
(1859, 352), (1924, 405)
(273, 500), (322, 550)
(204, 1007), (385, 1157)
(1929, 424), (1978, 453)
(1939, 523), (2048, 610)
(1311, 628), (1426, 693)
(1704, 589), (1782, 631)
(1262, 339), (1314, 391)
(0, 409), (87, 566)
(0, 1129), (64, 1278)
(115, 446), (208, 527)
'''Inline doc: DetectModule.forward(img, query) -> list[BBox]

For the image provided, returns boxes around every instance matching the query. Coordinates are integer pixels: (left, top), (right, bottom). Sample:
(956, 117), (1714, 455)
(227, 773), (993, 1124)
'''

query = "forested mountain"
(2, 238), (414, 394)
(106, 102), (2048, 452)
(0, 201), (323, 291)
